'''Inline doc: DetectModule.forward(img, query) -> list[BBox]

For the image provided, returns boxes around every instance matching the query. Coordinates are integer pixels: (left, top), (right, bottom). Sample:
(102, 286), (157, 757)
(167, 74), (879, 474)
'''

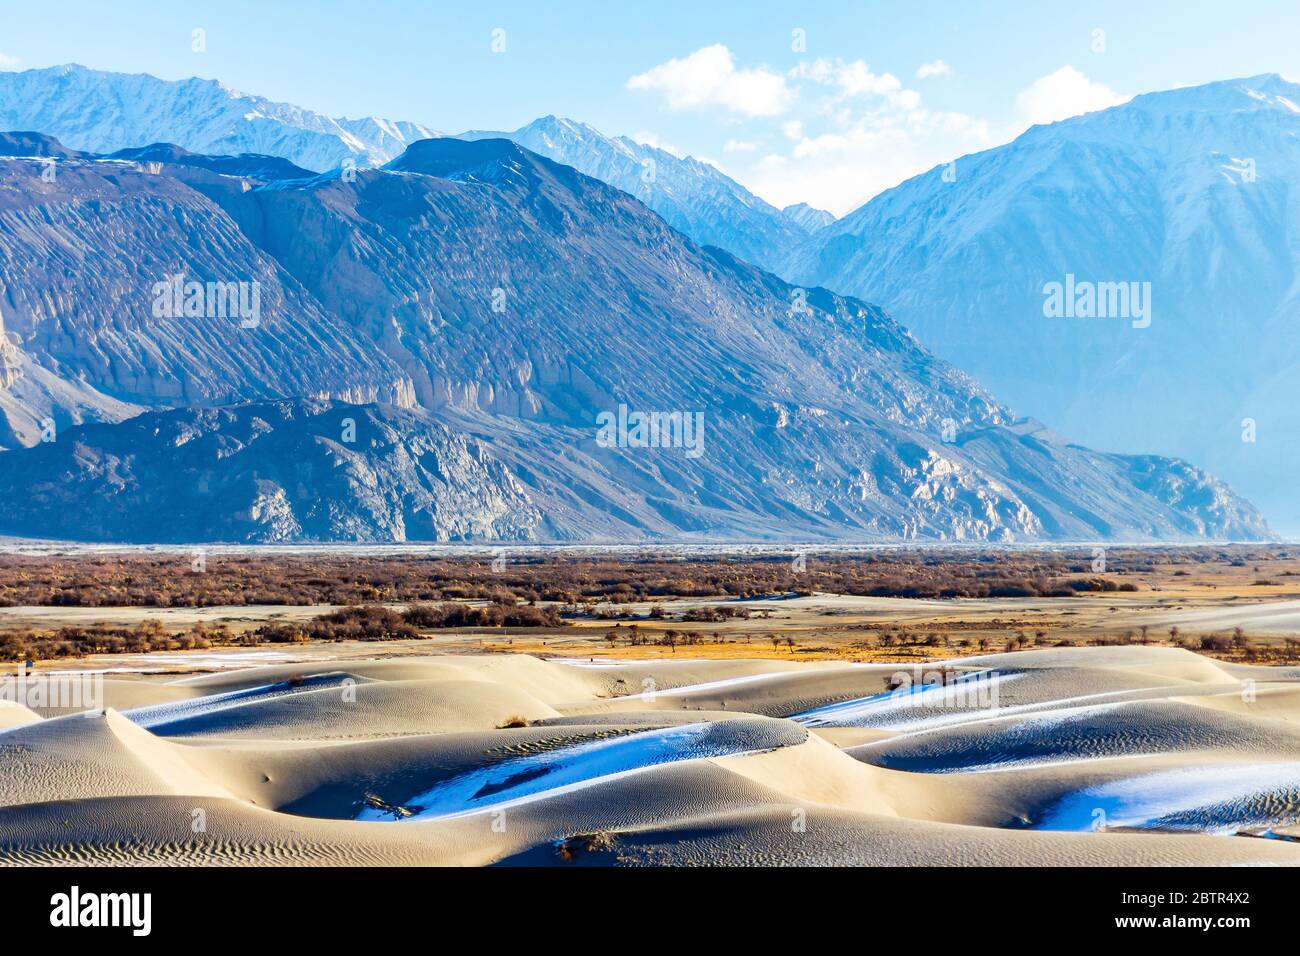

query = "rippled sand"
(4, 647), (1300, 865)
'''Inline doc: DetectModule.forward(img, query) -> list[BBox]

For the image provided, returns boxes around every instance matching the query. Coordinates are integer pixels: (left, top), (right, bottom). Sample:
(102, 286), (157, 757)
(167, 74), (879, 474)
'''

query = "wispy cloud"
(0, 53), (20, 71)
(1016, 66), (1126, 125)
(627, 44), (792, 117)
(791, 57), (904, 100)
(916, 59), (952, 80)
(751, 107), (993, 215)
(726, 54), (989, 214)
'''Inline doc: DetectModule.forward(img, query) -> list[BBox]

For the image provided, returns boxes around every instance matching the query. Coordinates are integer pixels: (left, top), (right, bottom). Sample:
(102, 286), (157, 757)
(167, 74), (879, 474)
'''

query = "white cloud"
(625, 47), (996, 215)
(738, 56), (986, 213)
(751, 106), (994, 214)
(895, 88), (921, 110)
(916, 59), (952, 79)
(627, 44), (792, 117)
(832, 60), (901, 98)
(791, 58), (902, 100)
(0, 53), (19, 71)
(1016, 66), (1126, 125)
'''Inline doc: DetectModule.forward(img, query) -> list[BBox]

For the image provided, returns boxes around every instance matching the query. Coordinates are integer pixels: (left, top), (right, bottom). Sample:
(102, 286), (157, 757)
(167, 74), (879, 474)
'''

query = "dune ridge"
(3, 647), (1300, 866)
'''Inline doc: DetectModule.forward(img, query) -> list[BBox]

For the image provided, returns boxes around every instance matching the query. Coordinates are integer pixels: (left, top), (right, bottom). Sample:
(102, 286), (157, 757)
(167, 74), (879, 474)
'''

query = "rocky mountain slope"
(786, 74), (1300, 533)
(0, 133), (1270, 542)
(0, 134), (409, 450)
(457, 115), (810, 273)
(0, 400), (540, 543)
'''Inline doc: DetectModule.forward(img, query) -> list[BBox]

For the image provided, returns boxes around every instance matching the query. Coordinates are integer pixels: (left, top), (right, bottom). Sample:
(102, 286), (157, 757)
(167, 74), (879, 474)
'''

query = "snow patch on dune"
(124, 672), (362, 730)
(359, 720), (793, 821)
(1033, 762), (1300, 833)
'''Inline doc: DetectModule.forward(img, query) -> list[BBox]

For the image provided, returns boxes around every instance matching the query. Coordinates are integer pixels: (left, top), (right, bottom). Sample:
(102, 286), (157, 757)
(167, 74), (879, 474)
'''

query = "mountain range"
(0, 130), (1266, 542)
(786, 73), (1300, 534)
(457, 115), (822, 273)
(0, 64), (438, 171)
(0, 65), (828, 276)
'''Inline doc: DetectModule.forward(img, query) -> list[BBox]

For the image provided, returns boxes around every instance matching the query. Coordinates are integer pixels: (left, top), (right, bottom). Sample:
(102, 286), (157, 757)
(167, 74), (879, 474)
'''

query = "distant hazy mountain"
(0, 64), (439, 171)
(781, 202), (836, 233)
(787, 74), (1300, 533)
(457, 115), (809, 273)
(0, 133), (1268, 542)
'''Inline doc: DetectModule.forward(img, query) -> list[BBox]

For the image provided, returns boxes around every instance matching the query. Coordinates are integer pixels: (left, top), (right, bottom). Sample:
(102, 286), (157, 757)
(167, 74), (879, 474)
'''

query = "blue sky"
(2, 0), (1297, 213)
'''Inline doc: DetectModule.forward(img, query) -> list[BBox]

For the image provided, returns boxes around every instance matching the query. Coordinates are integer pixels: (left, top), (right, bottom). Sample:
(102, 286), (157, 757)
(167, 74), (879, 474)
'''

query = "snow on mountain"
(0, 64), (439, 172)
(787, 74), (1300, 533)
(457, 115), (810, 273)
(0, 67), (827, 273)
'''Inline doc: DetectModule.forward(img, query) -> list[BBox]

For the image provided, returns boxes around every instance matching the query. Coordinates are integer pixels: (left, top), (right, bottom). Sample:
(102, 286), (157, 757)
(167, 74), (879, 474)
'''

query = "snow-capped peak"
(0, 63), (441, 172)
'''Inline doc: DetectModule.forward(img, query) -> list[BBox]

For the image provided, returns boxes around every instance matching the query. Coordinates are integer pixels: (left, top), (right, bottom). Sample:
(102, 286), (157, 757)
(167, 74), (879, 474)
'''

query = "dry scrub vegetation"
(0, 601), (565, 662)
(2, 546), (1298, 663)
(3, 545), (1291, 608)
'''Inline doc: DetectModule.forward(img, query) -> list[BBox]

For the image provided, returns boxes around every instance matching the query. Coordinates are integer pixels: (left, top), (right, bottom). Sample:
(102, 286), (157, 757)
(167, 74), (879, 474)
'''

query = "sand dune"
(0, 699), (42, 731)
(4, 645), (1300, 865)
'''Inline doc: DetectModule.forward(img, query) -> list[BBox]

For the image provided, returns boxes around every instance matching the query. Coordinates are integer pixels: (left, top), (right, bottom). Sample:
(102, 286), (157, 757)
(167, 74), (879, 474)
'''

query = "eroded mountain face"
(0, 134), (1272, 542)
(0, 400), (541, 543)
(457, 115), (814, 275)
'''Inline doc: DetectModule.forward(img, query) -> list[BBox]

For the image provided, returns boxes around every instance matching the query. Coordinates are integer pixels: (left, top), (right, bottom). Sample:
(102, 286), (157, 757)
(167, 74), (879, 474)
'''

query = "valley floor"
(4, 546), (1300, 866)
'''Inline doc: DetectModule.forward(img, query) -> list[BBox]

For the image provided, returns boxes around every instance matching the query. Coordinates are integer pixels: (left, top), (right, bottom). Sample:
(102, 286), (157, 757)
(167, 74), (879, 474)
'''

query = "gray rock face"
(786, 74), (1300, 534)
(0, 133), (1273, 542)
(0, 400), (541, 543)
(0, 137), (413, 446)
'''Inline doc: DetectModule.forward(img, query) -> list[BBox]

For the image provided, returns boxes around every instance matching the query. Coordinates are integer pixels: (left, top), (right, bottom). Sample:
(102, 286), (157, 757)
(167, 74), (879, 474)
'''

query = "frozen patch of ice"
(124, 671), (359, 729)
(613, 670), (805, 700)
(358, 721), (772, 821)
(792, 670), (1018, 730)
(1032, 762), (1300, 834)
